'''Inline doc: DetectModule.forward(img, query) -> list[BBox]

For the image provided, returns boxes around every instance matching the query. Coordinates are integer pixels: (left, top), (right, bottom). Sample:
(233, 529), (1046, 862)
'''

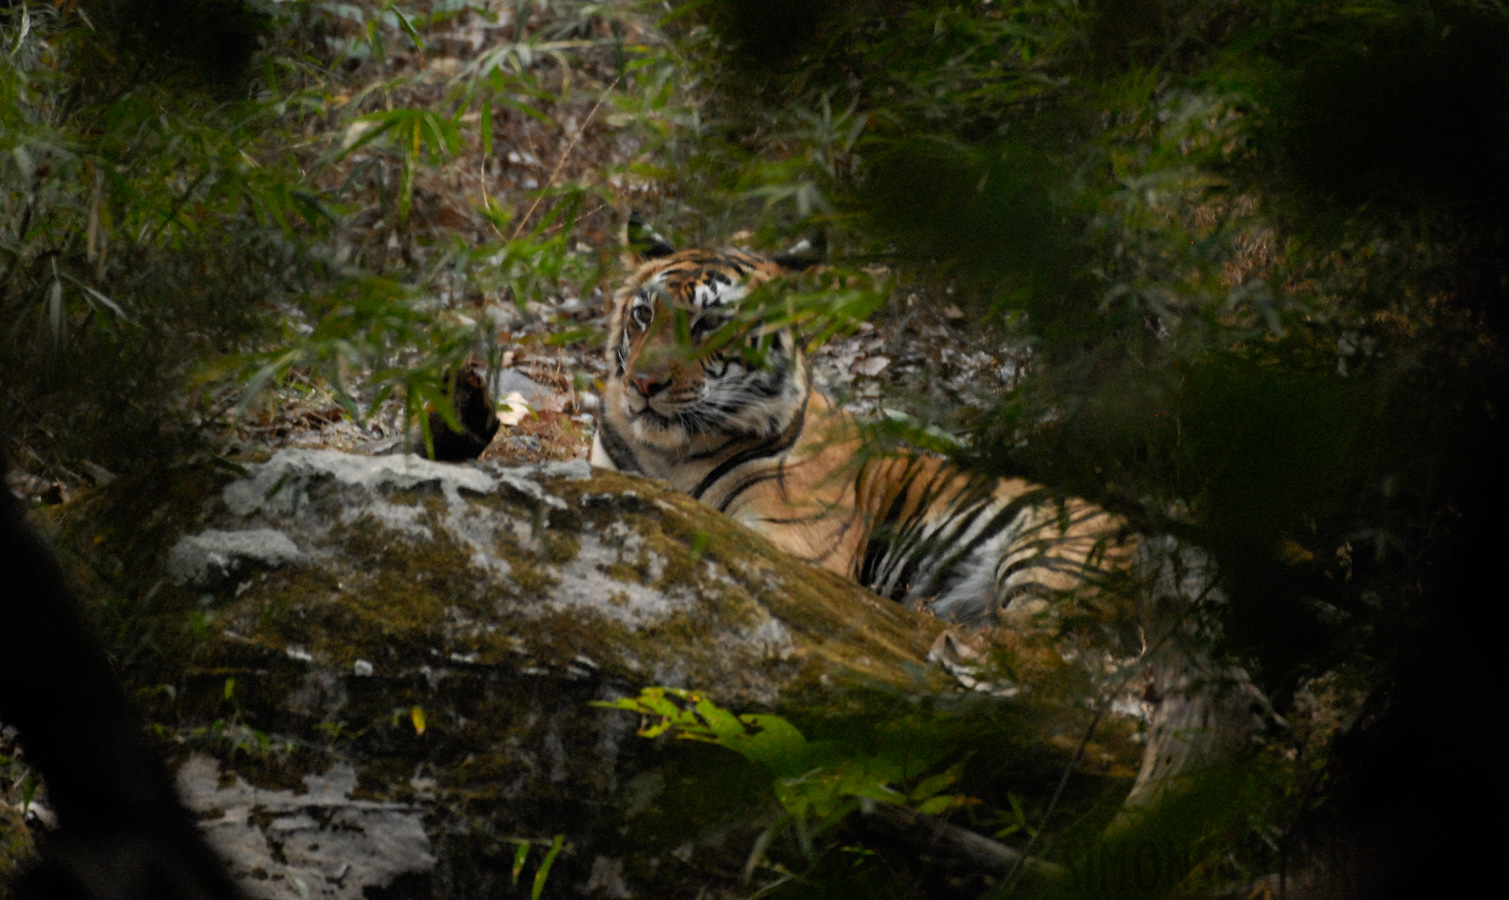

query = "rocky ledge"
(13, 449), (1156, 899)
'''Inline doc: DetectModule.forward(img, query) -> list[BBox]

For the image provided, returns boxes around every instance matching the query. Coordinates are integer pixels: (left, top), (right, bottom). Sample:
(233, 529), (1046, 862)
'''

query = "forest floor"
(219, 287), (1027, 467)
(2, 0), (1028, 501)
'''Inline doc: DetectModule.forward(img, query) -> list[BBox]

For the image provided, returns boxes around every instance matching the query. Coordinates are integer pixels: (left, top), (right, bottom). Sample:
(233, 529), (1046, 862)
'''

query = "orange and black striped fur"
(591, 222), (1138, 628)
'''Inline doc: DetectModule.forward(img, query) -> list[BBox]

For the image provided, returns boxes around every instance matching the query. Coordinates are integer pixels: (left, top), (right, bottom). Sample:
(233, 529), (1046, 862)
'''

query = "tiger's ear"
(626, 212), (676, 263)
(771, 230), (826, 271)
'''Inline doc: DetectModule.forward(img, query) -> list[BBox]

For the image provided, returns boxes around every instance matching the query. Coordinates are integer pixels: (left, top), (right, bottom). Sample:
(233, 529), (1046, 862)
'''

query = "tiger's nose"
(630, 375), (669, 397)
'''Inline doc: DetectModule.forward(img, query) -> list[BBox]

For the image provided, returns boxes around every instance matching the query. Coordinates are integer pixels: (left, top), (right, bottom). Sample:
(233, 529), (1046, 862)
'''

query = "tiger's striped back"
(852, 454), (1135, 626)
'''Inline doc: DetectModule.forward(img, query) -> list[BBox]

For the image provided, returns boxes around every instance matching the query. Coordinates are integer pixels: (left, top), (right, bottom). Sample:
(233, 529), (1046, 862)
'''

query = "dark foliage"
(0, 2), (317, 486)
(0, 446), (243, 900)
(678, 0), (1509, 893)
(81, 0), (269, 93)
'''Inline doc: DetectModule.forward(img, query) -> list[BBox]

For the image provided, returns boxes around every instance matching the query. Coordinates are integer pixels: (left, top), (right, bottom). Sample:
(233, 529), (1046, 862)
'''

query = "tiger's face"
(602, 228), (822, 453)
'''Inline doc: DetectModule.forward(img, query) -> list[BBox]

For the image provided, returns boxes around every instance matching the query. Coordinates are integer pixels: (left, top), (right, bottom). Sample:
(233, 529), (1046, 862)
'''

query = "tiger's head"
(601, 217), (824, 455)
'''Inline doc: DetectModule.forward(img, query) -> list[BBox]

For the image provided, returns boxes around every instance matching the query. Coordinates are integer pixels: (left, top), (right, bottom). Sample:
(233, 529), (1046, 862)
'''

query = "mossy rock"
(132, 450), (944, 897)
(180, 450), (945, 701)
(65, 449), (1145, 899)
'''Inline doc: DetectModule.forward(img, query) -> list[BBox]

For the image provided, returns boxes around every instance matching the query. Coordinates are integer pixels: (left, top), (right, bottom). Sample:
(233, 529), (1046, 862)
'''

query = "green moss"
(213, 499), (507, 669)
(654, 546), (699, 590)
(488, 523), (562, 597)
(509, 559), (560, 595)
(355, 759), (421, 802)
(543, 531), (580, 564)
(602, 561), (641, 583)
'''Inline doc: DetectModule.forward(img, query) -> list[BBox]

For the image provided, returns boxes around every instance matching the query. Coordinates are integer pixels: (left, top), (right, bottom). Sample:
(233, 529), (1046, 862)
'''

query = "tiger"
(589, 218), (1266, 808)
(590, 217), (1137, 634)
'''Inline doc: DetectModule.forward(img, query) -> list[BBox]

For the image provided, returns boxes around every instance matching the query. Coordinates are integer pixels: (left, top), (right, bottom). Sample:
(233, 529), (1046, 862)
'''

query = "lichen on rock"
(167, 528), (303, 589)
(178, 755), (435, 900)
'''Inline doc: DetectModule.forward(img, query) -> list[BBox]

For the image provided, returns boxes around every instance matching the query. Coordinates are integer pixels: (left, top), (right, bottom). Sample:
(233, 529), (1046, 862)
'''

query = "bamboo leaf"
(511, 841), (529, 885)
(530, 835), (564, 900)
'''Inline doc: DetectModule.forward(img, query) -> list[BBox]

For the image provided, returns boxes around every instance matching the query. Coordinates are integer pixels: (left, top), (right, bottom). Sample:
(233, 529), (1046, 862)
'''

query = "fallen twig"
(860, 801), (1065, 883)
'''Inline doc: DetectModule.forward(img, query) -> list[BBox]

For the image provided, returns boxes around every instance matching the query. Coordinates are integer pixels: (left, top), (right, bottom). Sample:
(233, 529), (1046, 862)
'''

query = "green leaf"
(390, 4), (425, 52)
(511, 841), (529, 886)
(908, 764), (962, 802)
(914, 793), (979, 816)
(596, 689), (974, 822)
(531, 834), (564, 900)
(480, 97), (493, 157)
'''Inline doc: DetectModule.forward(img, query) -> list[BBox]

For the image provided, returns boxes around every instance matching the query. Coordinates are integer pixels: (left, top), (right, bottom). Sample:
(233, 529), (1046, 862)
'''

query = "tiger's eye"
(630, 305), (652, 328)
